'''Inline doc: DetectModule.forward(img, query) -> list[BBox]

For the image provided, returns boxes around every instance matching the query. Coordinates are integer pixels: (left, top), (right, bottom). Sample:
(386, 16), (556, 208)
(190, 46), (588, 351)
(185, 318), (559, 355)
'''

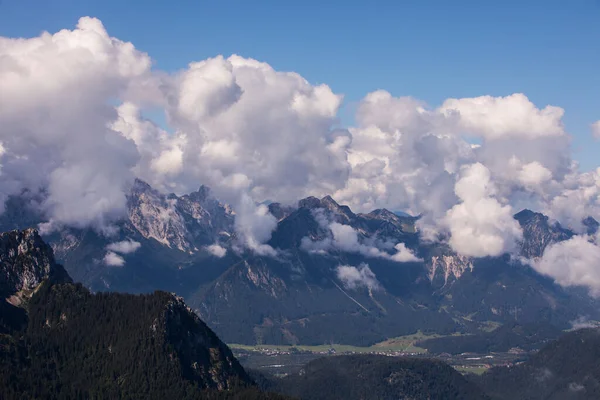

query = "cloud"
(103, 251), (125, 267)
(444, 163), (523, 257)
(336, 263), (380, 290)
(534, 235), (600, 297)
(570, 316), (599, 330)
(391, 243), (422, 262)
(301, 209), (422, 262)
(206, 244), (227, 258)
(0, 17), (153, 232)
(106, 239), (141, 254)
(2, 16), (600, 273)
(439, 93), (565, 140)
(591, 121), (600, 139)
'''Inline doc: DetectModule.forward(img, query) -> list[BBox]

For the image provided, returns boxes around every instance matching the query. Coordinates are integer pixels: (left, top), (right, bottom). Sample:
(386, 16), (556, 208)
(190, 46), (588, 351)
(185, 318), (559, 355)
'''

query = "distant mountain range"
(1, 180), (599, 346)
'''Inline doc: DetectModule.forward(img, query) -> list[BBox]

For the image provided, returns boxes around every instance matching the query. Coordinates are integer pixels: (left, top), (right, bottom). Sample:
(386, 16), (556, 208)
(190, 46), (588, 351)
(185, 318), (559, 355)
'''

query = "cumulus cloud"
(0, 17), (154, 231)
(535, 235), (600, 296)
(336, 263), (380, 290)
(106, 239), (141, 254)
(439, 93), (565, 140)
(2, 16), (600, 274)
(206, 244), (227, 258)
(444, 163), (523, 257)
(103, 251), (125, 267)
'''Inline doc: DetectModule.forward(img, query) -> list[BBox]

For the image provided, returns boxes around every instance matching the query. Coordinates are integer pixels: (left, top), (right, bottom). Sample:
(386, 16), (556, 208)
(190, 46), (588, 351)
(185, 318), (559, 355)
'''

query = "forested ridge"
(0, 280), (291, 399)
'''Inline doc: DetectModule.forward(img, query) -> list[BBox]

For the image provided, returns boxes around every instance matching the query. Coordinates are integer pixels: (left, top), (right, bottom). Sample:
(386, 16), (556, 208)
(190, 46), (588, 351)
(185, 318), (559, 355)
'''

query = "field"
(228, 330), (464, 354)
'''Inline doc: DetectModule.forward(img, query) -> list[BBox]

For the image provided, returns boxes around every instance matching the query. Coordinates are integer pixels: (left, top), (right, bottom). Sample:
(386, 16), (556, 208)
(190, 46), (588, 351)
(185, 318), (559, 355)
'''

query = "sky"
(1, 0), (599, 169)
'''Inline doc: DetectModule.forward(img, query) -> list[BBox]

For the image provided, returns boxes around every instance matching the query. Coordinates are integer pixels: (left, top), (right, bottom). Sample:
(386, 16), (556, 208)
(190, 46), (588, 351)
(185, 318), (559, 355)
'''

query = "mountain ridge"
(1, 181), (599, 347)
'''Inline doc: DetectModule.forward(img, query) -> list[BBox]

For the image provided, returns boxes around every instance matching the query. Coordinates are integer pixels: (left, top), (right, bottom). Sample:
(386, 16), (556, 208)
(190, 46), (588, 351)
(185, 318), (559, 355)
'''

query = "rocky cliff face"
(127, 179), (234, 253)
(0, 228), (70, 302)
(428, 254), (473, 286)
(514, 209), (573, 259)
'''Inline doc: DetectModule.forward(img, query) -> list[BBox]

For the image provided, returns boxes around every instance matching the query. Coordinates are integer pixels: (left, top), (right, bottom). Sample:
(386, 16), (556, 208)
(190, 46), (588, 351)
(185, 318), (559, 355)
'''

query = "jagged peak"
(320, 195), (339, 206)
(368, 208), (399, 219)
(583, 216), (599, 235)
(186, 184), (212, 202)
(513, 209), (547, 223)
(298, 196), (322, 209)
(131, 178), (153, 191)
(0, 228), (72, 301)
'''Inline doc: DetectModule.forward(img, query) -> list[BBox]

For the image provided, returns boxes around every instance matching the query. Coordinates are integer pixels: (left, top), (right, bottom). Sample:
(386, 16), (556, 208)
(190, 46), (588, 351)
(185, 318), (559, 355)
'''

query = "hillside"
(0, 229), (290, 399)
(478, 328), (600, 399)
(253, 355), (489, 400)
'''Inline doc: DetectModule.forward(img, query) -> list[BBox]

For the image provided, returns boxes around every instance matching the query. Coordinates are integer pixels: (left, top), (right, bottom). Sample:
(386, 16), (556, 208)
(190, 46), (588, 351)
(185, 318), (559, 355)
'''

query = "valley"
(230, 331), (531, 377)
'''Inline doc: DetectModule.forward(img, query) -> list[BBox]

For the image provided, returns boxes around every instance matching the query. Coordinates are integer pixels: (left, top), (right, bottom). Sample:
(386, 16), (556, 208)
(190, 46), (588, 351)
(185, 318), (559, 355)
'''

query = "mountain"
(0, 181), (236, 294)
(478, 327), (600, 399)
(192, 197), (600, 345)
(253, 355), (490, 400)
(514, 209), (573, 258)
(2, 181), (599, 348)
(0, 229), (289, 399)
(0, 228), (72, 334)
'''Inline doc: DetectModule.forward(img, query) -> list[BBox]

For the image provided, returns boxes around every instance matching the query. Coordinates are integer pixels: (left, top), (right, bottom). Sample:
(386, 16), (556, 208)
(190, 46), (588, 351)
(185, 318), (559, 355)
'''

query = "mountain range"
(1, 180), (598, 346)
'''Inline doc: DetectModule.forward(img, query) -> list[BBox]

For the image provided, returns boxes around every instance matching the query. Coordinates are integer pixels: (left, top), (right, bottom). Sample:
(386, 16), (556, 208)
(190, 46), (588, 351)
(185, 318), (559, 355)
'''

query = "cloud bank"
(2, 17), (600, 291)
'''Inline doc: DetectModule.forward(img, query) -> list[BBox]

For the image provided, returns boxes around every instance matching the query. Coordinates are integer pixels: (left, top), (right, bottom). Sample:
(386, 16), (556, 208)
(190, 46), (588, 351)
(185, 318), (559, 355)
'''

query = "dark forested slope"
(254, 355), (489, 400)
(0, 229), (290, 400)
(478, 328), (600, 400)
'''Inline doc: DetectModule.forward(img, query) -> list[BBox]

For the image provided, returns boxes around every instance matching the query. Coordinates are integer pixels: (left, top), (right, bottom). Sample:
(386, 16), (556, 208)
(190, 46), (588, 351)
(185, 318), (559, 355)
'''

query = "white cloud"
(301, 209), (422, 262)
(103, 251), (125, 267)
(2, 17), (600, 272)
(391, 243), (422, 262)
(535, 235), (600, 297)
(444, 163), (523, 257)
(336, 263), (380, 290)
(439, 93), (565, 140)
(206, 244), (227, 258)
(0, 17), (153, 231)
(106, 239), (141, 254)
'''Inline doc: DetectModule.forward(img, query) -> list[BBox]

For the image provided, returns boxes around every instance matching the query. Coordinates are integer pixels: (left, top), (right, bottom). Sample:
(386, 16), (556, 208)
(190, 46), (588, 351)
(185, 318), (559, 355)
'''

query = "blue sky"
(1, 0), (599, 169)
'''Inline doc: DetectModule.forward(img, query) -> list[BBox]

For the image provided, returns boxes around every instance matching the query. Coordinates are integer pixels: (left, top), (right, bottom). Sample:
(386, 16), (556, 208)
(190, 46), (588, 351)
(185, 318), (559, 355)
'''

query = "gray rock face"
(514, 209), (574, 259)
(127, 179), (234, 253)
(0, 228), (70, 300)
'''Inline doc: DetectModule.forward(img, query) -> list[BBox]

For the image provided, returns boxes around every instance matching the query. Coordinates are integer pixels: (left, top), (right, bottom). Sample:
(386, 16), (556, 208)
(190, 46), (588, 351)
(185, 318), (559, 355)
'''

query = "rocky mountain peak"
(126, 180), (234, 252)
(0, 228), (71, 301)
(298, 196), (322, 209)
(583, 216), (599, 235)
(368, 208), (401, 222)
(514, 209), (573, 259)
(268, 202), (294, 221)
